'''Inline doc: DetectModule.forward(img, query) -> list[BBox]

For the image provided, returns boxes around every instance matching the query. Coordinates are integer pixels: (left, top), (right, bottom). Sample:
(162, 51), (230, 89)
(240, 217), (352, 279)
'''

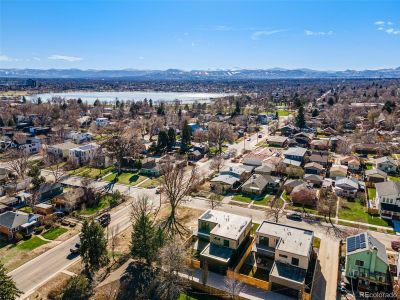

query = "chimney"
(370, 246), (378, 274)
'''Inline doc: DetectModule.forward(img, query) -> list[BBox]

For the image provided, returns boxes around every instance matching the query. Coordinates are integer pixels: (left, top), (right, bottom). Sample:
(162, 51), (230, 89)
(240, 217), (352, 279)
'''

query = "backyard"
(285, 203), (319, 215)
(388, 175), (400, 182)
(367, 188), (376, 200)
(77, 194), (113, 215)
(339, 198), (391, 227)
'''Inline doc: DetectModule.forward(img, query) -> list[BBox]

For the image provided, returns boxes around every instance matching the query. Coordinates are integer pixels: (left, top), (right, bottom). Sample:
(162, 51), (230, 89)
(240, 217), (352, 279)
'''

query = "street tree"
(27, 164), (45, 189)
(208, 122), (234, 154)
(0, 262), (22, 300)
(295, 105), (306, 129)
(80, 220), (109, 276)
(265, 197), (283, 223)
(42, 150), (66, 183)
(130, 195), (165, 264)
(210, 154), (225, 173)
(6, 148), (28, 179)
(160, 159), (199, 236)
(157, 130), (169, 151)
(317, 189), (338, 225)
(157, 238), (189, 300)
(180, 120), (192, 152)
(167, 127), (176, 149)
(208, 193), (222, 209)
(224, 276), (245, 300)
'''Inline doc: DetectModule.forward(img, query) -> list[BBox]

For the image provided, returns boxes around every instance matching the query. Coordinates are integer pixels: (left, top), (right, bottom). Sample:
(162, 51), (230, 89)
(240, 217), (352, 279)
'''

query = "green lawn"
(276, 109), (290, 116)
(42, 227), (68, 240)
(77, 195), (112, 215)
(139, 177), (160, 188)
(69, 166), (113, 179)
(232, 193), (274, 206)
(48, 161), (67, 171)
(104, 171), (147, 186)
(281, 191), (290, 201)
(339, 198), (391, 227)
(365, 164), (374, 170)
(19, 206), (33, 213)
(251, 223), (260, 235)
(313, 237), (321, 249)
(367, 188), (376, 200)
(286, 203), (318, 215)
(16, 237), (48, 251)
(389, 175), (400, 182)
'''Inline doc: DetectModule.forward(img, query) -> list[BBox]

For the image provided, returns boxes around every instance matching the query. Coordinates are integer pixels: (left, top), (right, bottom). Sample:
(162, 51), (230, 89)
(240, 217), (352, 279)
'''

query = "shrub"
(14, 232), (23, 242)
(34, 226), (44, 234)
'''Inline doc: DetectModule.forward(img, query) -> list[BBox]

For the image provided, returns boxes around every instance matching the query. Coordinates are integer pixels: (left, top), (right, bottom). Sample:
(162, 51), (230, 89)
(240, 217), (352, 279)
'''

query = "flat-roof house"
(48, 142), (79, 159)
(253, 221), (315, 298)
(376, 156), (397, 174)
(220, 165), (249, 182)
(197, 209), (252, 273)
(375, 181), (400, 219)
(345, 232), (390, 288)
(69, 143), (99, 164)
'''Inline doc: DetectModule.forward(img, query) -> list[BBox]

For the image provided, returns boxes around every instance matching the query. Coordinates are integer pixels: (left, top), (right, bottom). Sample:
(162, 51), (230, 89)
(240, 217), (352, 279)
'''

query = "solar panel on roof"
(347, 237), (356, 252)
(360, 234), (365, 243)
(360, 242), (366, 249)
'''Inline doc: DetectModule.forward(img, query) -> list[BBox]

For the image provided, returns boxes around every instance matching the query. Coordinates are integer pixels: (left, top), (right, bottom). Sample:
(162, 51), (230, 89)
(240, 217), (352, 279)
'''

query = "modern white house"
(375, 156), (398, 174)
(69, 143), (99, 164)
(47, 141), (79, 158)
(252, 221), (315, 298)
(95, 117), (110, 127)
(375, 181), (400, 219)
(197, 209), (252, 273)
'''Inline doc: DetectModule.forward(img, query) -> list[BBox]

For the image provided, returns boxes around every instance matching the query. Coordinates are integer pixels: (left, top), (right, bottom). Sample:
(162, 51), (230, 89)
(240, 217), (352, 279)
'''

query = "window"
(291, 257), (299, 266)
(279, 254), (287, 258)
(355, 260), (364, 267)
(259, 236), (269, 247)
(223, 240), (229, 247)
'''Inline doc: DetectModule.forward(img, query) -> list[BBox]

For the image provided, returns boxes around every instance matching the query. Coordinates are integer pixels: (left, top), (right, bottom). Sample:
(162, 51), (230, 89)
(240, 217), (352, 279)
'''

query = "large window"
(291, 257), (299, 266)
(259, 236), (269, 247)
(223, 240), (230, 247)
(355, 260), (364, 267)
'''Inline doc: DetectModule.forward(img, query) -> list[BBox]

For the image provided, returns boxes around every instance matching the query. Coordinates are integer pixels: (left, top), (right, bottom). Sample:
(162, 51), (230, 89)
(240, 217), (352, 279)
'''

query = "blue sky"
(0, 0), (399, 70)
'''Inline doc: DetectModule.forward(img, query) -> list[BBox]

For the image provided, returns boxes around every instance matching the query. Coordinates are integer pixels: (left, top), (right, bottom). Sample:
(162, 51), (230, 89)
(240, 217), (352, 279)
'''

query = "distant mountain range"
(1, 67), (400, 79)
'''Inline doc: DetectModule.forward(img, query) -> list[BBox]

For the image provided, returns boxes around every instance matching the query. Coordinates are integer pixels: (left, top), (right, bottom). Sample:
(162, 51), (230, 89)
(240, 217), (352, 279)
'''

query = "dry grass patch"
(26, 272), (71, 300)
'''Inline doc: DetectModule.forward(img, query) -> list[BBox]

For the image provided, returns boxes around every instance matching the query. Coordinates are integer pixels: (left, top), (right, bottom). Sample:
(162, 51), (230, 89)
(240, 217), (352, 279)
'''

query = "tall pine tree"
(0, 263), (22, 300)
(180, 120), (192, 152)
(296, 105), (306, 129)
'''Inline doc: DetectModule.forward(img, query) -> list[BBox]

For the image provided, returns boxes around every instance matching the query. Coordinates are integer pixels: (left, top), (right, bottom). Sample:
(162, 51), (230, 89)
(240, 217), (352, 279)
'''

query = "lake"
(27, 91), (232, 104)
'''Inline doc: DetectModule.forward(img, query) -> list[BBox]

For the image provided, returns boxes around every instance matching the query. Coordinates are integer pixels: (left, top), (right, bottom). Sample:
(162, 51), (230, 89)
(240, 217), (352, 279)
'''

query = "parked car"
(392, 241), (400, 251)
(286, 212), (302, 221)
(70, 242), (81, 254)
(258, 134), (262, 138)
(96, 213), (111, 227)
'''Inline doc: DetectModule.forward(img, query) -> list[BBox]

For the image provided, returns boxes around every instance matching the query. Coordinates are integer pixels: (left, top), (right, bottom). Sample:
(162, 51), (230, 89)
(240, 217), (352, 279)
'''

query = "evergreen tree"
(22, 96), (26, 103)
(234, 101), (241, 115)
(61, 275), (92, 300)
(37, 97), (42, 105)
(275, 111), (279, 119)
(295, 105), (306, 129)
(149, 99), (153, 107)
(80, 220), (109, 276)
(131, 196), (165, 264)
(311, 109), (319, 117)
(93, 99), (100, 106)
(157, 102), (165, 115)
(167, 127), (176, 149)
(180, 120), (192, 151)
(77, 98), (83, 105)
(327, 97), (335, 106)
(157, 130), (169, 150)
(0, 263), (22, 300)
(27, 165), (45, 190)
(177, 108), (182, 119)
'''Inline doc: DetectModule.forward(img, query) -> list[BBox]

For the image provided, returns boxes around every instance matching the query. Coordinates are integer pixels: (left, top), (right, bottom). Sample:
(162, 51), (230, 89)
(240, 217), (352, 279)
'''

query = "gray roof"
(335, 177), (359, 190)
(242, 174), (268, 190)
(376, 156), (397, 165)
(304, 174), (323, 182)
(365, 168), (387, 177)
(284, 147), (307, 157)
(304, 162), (324, 170)
(283, 158), (302, 167)
(210, 174), (239, 185)
(267, 135), (288, 143)
(375, 181), (400, 197)
(255, 164), (275, 174)
(50, 141), (79, 150)
(0, 211), (30, 229)
(346, 232), (388, 266)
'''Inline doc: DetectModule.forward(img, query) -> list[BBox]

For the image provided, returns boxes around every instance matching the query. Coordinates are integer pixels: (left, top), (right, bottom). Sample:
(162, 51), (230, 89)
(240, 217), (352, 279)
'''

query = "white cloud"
(33, 57), (41, 61)
(387, 21), (393, 25)
(48, 54), (82, 62)
(251, 30), (284, 40)
(386, 28), (400, 35)
(305, 30), (333, 36)
(374, 21), (385, 26)
(0, 55), (12, 61)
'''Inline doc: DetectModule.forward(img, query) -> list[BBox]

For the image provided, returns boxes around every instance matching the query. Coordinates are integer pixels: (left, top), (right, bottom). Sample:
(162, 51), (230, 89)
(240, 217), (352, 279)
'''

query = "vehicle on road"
(258, 134), (262, 138)
(247, 138), (251, 141)
(286, 212), (302, 221)
(96, 213), (111, 227)
(70, 242), (81, 255)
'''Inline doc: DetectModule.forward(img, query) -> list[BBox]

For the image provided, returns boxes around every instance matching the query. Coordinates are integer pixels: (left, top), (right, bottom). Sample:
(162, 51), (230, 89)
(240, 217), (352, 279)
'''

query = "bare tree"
(207, 193), (222, 209)
(224, 276), (245, 300)
(43, 150), (65, 183)
(160, 159), (199, 236)
(210, 154), (225, 173)
(265, 197), (283, 223)
(208, 122), (234, 154)
(108, 224), (119, 263)
(317, 189), (338, 226)
(6, 148), (28, 179)
(102, 126), (144, 173)
(157, 237), (189, 300)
